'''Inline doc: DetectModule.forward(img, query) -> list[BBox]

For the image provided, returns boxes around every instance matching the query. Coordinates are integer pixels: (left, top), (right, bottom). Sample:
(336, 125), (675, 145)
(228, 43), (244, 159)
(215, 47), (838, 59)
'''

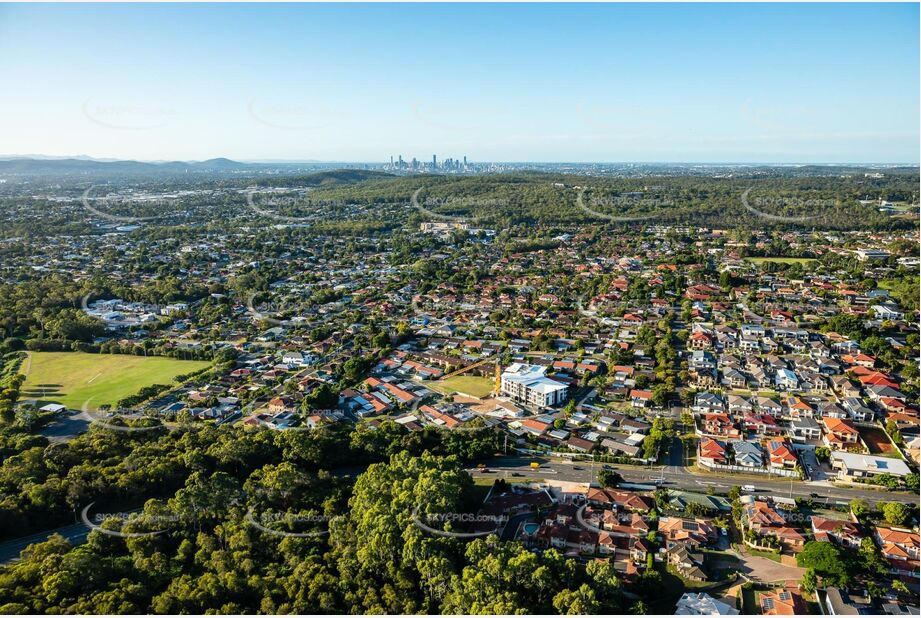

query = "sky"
(0, 3), (918, 164)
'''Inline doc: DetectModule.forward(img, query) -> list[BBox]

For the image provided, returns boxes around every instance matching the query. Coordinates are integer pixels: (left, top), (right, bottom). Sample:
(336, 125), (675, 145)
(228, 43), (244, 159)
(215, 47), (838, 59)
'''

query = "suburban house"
(811, 516), (863, 549)
(829, 451), (912, 481)
(667, 544), (708, 582)
(658, 517), (717, 548)
(767, 441), (798, 469)
(821, 417), (860, 450)
(874, 527), (920, 579)
(790, 417), (822, 443)
(674, 592), (738, 616)
(731, 440), (763, 467)
(700, 413), (741, 439)
(698, 438), (728, 466)
(759, 588), (805, 615)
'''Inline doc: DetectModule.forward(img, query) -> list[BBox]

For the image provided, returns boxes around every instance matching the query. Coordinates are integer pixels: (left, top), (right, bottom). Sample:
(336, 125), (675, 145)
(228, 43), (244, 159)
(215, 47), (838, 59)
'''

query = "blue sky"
(0, 3), (917, 163)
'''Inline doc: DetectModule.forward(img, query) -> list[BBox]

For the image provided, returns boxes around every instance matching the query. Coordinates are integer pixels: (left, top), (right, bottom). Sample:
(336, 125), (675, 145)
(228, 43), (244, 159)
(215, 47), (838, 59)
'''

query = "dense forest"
(0, 414), (633, 614)
(0, 168), (917, 239)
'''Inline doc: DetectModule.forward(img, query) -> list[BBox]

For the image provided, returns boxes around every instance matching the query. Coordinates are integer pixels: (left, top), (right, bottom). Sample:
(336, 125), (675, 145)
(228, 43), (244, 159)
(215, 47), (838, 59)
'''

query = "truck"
(742, 484), (756, 492)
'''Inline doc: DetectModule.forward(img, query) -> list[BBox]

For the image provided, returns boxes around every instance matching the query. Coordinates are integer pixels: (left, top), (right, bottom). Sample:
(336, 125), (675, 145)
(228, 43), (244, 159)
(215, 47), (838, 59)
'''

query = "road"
(0, 520), (90, 564)
(479, 455), (918, 505)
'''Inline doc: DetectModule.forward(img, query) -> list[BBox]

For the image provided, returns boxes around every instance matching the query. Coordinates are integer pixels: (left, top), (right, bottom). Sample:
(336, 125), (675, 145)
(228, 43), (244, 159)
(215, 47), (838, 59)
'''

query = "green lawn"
(430, 375), (495, 398)
(21, 352), (211, 410)
(744, 257), (817, 265)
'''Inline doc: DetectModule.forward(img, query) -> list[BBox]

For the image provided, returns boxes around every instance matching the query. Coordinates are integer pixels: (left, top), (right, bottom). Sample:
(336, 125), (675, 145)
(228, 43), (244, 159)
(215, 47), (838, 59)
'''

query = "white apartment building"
(500, 363), (568, 408)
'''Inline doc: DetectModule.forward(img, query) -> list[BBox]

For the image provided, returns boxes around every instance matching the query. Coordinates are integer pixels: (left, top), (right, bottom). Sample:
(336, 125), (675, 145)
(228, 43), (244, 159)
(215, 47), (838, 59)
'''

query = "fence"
(699, 460), (800, 478)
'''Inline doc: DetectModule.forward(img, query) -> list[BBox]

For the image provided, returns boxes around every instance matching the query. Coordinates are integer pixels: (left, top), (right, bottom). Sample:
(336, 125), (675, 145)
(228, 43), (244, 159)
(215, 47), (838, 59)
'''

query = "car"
(602, 464), (614, 470)
(720, 528), (728, 536)
(573, 466), (583, 470)
(809, 492), (819, 498)
(478, 468), (490, 473)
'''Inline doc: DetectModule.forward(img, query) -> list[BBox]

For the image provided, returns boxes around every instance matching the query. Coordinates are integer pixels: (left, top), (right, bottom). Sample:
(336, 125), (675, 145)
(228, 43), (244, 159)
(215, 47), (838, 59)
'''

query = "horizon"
(0, 3), (918, 164)
(1, 154), (918, 167)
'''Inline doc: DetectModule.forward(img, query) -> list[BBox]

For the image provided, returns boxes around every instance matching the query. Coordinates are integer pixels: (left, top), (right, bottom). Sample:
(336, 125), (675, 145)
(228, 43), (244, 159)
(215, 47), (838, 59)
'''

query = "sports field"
(20, 351), (211, 410)
(430, 375), (495, 398)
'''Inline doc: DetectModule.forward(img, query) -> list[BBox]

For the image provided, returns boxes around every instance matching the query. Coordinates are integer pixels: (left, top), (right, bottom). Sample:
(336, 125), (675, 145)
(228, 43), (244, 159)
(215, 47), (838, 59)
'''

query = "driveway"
(796, 446), (830, 482)
(726, 551), (806, 583)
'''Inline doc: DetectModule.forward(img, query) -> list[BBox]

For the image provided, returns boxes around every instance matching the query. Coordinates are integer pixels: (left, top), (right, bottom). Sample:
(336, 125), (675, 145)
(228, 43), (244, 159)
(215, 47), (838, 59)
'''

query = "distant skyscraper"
(432, 154), (437, 170)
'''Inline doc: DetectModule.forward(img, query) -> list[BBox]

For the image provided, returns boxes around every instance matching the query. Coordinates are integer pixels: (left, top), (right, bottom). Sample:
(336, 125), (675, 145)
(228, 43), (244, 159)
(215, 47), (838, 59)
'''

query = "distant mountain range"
(0, 156), (357, 176)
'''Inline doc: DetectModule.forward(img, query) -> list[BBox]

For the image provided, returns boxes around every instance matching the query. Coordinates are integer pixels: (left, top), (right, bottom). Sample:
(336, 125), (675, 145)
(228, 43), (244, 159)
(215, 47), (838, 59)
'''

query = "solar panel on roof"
(682, 521), (697, 531)
(763, 599), (774, 610)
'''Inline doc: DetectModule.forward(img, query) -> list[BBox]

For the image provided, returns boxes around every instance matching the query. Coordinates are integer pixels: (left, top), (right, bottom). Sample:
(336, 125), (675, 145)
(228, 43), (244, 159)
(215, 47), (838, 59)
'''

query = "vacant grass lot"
(430, 375), (495, 398)
(21, 351), (211, 410)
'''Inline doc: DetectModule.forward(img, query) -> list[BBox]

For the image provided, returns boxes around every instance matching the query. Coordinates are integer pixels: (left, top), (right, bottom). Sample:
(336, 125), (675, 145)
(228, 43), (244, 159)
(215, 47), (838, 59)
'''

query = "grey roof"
(731, 440), (763, 465)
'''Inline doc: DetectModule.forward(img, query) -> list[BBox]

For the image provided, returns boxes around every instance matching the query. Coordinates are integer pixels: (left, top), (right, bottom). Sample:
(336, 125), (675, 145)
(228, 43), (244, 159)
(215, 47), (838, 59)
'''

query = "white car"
(720, 528), (728, 536)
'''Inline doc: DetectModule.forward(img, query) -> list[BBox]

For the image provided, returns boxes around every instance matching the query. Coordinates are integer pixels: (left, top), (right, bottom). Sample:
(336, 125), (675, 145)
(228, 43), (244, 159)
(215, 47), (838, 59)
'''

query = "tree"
(597, 468), (622, 488)
(882, 501), (910, 526)
(849, 498), (869, 518)
(630, 600), (649, 614)
(885, 420), (903, 445)
(859, 536), (889, 576)
(796, 541), (850, 587)
(801, 568), (817, 594)
(654, 487), (672, 512)
(552, 584), (599, 614)
(585, 559), (620, 600)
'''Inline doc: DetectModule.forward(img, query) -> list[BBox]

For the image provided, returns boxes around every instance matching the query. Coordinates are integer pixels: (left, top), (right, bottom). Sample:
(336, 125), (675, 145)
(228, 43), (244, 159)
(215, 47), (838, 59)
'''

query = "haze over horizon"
(1, 154), (918, 167)
(1, 3), (918, 164)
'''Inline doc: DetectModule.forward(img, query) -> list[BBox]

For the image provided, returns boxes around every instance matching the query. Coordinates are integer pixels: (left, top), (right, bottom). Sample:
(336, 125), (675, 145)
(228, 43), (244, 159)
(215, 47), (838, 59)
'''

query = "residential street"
(478, 455), (918, 505)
